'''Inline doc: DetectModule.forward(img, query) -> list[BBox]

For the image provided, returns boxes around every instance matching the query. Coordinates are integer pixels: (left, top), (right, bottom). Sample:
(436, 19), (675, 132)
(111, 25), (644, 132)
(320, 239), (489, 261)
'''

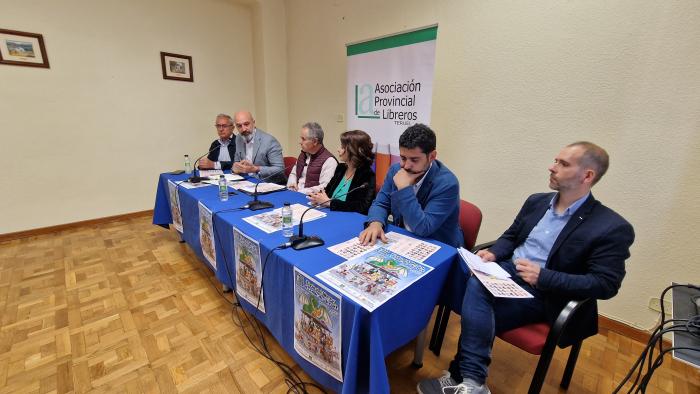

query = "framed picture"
(160, 51), (193, 82)
(0, 28), (50, 68)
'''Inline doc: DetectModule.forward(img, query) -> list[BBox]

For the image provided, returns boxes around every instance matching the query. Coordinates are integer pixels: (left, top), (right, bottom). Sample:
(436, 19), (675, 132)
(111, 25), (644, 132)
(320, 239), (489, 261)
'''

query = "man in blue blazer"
(418, 142), (635, 394)
(359, 123), (462, 248)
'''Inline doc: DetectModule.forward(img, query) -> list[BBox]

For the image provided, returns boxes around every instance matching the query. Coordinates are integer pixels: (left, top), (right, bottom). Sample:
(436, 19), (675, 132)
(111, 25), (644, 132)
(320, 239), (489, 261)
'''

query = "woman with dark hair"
(307, 130), (376, 214)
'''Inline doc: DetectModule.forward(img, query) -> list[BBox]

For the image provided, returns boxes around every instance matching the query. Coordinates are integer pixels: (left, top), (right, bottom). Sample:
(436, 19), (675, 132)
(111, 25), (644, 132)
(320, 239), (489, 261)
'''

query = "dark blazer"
(323, 163), (376, 215)
(489, 192), (635, 346)
(206, 139), (236, 171)
(366, 160), (463, 248)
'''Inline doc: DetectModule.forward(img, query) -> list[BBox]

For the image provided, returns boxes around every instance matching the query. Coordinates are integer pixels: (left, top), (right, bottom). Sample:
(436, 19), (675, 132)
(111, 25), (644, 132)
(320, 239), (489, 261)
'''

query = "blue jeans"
(448, 261), (546, 384)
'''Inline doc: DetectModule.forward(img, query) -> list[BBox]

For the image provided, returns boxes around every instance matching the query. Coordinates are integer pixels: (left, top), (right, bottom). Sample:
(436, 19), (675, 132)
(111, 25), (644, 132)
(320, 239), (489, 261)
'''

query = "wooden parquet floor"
(0, 215), (698, 393)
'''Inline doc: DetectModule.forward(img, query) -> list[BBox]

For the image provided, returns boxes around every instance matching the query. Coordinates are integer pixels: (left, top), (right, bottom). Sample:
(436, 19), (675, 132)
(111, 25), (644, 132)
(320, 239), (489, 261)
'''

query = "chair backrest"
(459, 200), (483, 250)
(283, 156), (297, 178)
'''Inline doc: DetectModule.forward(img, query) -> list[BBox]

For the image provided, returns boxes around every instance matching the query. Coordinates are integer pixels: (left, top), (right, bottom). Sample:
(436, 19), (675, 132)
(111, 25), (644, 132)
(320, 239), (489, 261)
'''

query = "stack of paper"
(233, 180), (286, 194)
(458, 248), (532, 298)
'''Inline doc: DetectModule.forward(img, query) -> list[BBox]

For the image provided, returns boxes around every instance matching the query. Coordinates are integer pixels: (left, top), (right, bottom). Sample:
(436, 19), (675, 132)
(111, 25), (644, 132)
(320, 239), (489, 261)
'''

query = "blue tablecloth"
(153, 173), (457, 393)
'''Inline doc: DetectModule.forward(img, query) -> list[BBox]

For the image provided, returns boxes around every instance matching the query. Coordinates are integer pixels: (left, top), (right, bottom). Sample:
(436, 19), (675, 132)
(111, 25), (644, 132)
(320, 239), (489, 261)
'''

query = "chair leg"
(528, 345), (557, 394)
(429, 305), (450, 356)
(560, 341), (582, 389)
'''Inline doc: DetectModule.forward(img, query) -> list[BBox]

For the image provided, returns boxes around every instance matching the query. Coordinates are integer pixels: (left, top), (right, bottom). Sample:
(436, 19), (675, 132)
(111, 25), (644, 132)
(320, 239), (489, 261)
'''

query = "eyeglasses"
(235, 121), (252, 128)
(215, 124), (232, 129)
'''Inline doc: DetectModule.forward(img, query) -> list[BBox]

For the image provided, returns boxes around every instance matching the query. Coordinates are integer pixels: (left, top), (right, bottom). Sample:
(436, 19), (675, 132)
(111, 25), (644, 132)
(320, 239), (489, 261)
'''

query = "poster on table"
(233, 227), (265, 313)
(293, 267), (343, 382)
(347, 25), (437, 178)
(317, 247), (433, 312)
(198, 201), (216, 270)
(167, 180), (183, 232)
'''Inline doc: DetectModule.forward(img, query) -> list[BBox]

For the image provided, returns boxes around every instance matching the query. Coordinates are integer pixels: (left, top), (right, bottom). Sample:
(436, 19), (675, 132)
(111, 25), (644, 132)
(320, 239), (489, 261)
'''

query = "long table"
(153, 173), (457, 393)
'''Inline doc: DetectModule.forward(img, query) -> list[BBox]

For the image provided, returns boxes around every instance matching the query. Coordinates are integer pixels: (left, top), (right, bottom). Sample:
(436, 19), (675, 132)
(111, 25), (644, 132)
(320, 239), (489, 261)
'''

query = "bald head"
(234, 111), (256, 137)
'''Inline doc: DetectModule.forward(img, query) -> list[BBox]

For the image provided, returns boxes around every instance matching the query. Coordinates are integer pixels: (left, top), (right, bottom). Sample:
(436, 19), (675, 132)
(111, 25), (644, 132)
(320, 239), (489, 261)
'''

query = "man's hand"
(358, 222), (388, 246)
(197, 157), (215, 169)
(287, 184), (298, 191)
(393, 168), (424, 190)
(233, 160), (258, 174)
(515, 258), (541, 286)
(307, 190), (330, 207)
(476, 249), (496, 262)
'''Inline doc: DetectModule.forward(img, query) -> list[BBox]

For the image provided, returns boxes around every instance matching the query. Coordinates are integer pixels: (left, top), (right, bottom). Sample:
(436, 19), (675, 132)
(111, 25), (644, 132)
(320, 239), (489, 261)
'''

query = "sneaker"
(442, 378), (491, 394)
(417, 371), (458, 394)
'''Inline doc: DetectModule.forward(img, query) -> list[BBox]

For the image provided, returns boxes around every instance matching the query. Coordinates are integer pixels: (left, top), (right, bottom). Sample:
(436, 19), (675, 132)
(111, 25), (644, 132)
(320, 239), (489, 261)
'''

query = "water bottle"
(218, 176), (228, 201)
(184, 155), (192, 174)
(282, 202), (293, 237)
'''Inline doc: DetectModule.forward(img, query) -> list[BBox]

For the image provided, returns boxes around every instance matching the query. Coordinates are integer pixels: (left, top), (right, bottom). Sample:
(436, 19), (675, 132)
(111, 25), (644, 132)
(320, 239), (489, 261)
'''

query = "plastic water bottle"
(218, 176), (228, 201)
(184, 155), (192, 174)
(282, 202), (293, 237)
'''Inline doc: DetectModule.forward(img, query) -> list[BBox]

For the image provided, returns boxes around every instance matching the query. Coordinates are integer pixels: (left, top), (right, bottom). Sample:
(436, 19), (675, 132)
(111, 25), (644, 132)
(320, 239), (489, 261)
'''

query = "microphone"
(245, 161), (298, 211)
(289, 182), (369, 250)
(188, 142), (226, 183)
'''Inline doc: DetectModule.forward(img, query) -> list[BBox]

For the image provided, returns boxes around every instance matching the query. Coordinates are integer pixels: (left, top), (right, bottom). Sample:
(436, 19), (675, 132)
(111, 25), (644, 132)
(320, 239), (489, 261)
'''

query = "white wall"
(284, 0), (700, 330)
(0, 0), (257, 233)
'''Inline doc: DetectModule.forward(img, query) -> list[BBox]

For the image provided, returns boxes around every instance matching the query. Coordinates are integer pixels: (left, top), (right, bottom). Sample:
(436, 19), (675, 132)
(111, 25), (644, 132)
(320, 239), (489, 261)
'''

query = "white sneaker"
(417, 371), (458, 394)
(442, 378), (491, 394)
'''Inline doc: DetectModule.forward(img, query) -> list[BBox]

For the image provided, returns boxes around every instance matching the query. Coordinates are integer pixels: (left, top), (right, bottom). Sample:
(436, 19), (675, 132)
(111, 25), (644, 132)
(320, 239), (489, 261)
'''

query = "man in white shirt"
(287, 122), (338, 194)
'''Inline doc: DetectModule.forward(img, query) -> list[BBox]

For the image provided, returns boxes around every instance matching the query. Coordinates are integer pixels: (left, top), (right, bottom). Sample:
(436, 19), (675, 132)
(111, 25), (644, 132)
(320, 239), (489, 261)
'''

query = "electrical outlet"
(648, 297), (672, 314)
(336, 114), (344, 123)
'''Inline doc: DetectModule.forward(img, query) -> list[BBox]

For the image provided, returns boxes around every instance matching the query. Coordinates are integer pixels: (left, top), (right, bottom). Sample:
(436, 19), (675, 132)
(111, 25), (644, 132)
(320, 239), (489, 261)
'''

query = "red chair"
(497, 297), (590, 394)
(428, 200), (482, 358)
(283, 156), (297, 178)
(430, 237), (591, 394)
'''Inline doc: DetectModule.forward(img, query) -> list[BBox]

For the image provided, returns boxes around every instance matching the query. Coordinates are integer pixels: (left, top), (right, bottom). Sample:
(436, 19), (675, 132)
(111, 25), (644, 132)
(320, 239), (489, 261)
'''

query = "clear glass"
(218, 176), (228, 201)
(184, 155), (192, 174)
(282, 203), (293, 237)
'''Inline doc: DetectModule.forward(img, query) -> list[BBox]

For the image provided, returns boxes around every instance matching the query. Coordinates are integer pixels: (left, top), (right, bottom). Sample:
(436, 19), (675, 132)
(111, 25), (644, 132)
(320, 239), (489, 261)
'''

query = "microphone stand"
(188, 143), (225, 183)
(289, 183), (368, 250)
(246, 161), (298, 211)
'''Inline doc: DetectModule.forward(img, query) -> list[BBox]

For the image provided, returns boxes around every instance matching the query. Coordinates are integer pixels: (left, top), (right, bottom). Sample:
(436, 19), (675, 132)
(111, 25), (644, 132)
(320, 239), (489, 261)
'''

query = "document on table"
(242, 203), (326, 233)
(458, 248), (532, 298)
(233, 180), (286, 194)
(197, 169), (224, 177)
(202, 173), (245, 186)
(178, 181), (215, 189)
(327, 231), (440, 262)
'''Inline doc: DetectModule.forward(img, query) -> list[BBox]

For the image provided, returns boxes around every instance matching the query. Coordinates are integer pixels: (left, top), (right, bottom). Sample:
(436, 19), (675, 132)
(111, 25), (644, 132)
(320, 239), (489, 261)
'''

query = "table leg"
(412, 327), (427, 368)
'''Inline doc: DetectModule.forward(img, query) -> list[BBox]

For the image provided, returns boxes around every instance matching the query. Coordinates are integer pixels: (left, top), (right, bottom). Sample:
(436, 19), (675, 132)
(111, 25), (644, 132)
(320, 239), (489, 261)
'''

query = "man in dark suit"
(418, 142), (634, 394)
(359, 123), (462, 248)
(197, 113), (237, 171)
(199, 111), (285, 184)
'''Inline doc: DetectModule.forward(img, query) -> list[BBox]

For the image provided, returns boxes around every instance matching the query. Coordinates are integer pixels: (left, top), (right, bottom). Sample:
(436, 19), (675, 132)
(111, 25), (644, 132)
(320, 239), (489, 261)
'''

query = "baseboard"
(598, 314), (671, 346)
(0, 210), (154, 243)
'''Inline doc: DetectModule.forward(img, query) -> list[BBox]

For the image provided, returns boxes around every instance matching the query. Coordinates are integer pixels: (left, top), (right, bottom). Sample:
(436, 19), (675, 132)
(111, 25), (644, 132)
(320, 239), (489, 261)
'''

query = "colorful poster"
(198, 202), (216, 270)
(233, 227), (265, 312)
(167, 180), (183, 232)
(347, 26), (437, 188)
(294, 268), (342, 381)
(317, 247), (433, 312)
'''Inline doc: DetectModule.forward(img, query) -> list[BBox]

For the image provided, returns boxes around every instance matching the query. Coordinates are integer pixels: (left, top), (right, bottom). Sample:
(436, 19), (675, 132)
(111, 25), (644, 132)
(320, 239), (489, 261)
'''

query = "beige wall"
(2, 0), (698, 330)
(0, 0), (257, 233)
(285, 0), (700, 330)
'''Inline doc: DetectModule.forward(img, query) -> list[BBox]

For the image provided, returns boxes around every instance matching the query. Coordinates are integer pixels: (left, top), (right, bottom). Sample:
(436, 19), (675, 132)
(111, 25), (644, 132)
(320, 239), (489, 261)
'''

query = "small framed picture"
(160, 51), (193, 82)
(0, 28), (50, 68)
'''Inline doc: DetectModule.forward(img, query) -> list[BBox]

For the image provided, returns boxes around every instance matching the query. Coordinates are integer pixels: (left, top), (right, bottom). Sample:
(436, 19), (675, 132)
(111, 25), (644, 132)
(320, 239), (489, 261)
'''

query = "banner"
(346, 26), (438, 185)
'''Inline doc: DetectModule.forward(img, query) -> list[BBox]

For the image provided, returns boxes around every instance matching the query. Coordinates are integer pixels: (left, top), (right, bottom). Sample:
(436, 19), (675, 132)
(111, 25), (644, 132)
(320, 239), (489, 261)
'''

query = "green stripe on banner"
(347, 26), (437, 56)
